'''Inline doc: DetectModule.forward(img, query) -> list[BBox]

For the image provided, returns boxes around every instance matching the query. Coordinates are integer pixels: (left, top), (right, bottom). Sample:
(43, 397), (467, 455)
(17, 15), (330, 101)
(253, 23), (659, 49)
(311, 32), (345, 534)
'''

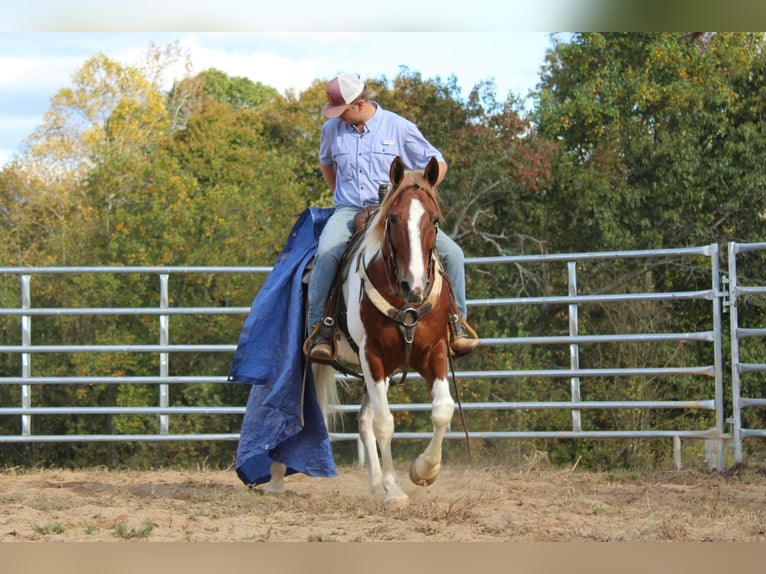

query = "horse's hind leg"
(264, 461), (287, 494)
(410, 376), (455, 486)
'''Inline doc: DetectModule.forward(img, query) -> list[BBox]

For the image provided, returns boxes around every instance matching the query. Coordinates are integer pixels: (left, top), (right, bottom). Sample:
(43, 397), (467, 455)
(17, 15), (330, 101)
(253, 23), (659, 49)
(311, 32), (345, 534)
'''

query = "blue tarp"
(228, 207), (337, 486)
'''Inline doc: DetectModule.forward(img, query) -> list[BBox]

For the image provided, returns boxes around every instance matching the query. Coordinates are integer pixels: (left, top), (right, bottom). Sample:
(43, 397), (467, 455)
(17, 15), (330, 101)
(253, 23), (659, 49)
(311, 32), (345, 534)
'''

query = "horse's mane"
(362, 168), (442, 251)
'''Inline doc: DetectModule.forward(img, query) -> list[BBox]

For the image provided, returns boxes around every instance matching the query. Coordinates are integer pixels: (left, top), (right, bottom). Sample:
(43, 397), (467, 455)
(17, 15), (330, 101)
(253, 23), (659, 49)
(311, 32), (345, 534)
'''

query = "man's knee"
(436, 233), (464, 263)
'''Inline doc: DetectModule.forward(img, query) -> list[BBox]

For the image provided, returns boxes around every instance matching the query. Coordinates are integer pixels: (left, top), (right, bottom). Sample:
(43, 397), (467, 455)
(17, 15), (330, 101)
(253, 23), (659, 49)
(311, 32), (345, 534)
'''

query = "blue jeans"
(306, 206), (468, 331)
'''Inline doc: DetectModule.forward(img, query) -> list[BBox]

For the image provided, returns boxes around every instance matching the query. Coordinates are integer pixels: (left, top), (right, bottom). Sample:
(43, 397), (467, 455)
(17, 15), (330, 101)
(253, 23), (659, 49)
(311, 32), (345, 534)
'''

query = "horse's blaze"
(405, 198), (427, 295)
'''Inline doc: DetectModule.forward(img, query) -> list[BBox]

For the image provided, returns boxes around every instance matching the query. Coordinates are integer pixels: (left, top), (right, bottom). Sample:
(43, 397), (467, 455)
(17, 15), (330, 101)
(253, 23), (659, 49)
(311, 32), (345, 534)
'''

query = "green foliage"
(534, 32), (766, 252)
(197, 68), (281, 110)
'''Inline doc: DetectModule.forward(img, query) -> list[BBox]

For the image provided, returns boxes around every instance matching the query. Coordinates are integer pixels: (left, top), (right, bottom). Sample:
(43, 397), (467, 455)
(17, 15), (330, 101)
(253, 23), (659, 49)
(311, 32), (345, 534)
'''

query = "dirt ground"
(0, 459), (764, 542)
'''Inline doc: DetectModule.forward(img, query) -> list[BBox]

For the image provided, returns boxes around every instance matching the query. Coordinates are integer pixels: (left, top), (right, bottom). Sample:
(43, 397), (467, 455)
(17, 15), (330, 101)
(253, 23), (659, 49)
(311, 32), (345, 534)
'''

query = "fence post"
(568, 261), (582, 432)
(20, 275), (32, 437)
(159, 274), (169, 435)
(728, 242), (743, 463)
(710, 243), (725, 471)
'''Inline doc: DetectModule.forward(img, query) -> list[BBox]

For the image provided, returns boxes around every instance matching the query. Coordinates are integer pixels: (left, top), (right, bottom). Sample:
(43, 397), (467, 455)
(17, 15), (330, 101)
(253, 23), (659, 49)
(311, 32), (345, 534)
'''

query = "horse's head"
(376, 156), (442, 305)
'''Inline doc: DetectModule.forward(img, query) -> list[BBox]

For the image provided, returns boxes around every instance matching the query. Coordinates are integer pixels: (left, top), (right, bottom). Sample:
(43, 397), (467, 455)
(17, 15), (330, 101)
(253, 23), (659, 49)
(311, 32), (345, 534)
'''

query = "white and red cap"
(322, 73), (364, 118)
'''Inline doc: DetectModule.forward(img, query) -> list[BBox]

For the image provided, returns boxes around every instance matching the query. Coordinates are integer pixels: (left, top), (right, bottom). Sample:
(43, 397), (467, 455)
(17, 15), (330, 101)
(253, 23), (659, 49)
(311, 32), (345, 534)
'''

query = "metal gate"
(727, 242), (766, 463)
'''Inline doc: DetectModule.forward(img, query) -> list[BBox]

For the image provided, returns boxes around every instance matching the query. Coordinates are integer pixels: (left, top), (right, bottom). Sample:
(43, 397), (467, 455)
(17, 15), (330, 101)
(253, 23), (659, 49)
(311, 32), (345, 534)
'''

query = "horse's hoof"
(263, 483), (285, 495)
(384, 495), (410, 511)
(409, 460), (438, 486)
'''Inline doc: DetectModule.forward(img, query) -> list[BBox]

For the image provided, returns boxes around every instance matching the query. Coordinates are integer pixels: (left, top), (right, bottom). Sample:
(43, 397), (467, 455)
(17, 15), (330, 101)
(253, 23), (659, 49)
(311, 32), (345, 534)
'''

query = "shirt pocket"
(371, 141), (401, 182)
(331, 146), (354, 182)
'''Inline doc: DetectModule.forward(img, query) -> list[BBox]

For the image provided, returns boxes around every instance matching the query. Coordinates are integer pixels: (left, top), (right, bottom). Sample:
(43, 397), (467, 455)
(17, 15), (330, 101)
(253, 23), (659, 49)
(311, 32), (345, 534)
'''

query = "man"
(305, 72), (478, 361)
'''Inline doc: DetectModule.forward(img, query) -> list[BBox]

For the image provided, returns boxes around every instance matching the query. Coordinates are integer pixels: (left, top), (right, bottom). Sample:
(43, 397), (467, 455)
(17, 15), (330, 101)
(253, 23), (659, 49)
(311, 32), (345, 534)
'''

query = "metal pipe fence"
(0, 244), (736, 469)
(727, 242), (766, 462)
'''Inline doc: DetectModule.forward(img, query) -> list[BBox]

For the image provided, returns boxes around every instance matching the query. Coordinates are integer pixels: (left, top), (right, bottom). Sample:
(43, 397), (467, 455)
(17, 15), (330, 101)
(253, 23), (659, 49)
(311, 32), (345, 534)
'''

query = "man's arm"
(435, 161), (448, 185)
(320, 163), (336, 192)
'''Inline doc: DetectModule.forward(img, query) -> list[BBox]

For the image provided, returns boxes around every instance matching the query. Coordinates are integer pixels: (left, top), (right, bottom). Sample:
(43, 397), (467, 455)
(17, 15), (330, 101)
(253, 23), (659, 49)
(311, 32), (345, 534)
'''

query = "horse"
(267, 156), (456, 510)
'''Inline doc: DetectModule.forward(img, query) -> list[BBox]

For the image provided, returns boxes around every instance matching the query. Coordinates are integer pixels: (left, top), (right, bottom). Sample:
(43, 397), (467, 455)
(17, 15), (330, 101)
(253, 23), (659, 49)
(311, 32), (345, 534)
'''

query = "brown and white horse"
(269, 156), (455, 509)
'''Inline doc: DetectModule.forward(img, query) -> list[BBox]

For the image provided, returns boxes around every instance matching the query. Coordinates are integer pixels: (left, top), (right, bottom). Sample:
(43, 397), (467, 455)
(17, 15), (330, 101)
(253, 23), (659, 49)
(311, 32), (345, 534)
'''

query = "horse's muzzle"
(400, 280), (429, 305)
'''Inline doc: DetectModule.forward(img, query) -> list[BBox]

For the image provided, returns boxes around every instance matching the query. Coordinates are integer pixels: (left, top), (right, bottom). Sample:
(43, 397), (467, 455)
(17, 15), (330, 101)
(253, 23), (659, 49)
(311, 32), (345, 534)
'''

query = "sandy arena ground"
(1, 460), (765, 542)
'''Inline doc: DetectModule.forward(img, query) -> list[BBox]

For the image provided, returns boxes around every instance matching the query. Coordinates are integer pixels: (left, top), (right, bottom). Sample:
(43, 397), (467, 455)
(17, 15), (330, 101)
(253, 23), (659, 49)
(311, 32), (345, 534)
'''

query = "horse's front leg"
(362, 356), (409, 510)
(358, 390), (383, 492)
(410, 374), (455, 486)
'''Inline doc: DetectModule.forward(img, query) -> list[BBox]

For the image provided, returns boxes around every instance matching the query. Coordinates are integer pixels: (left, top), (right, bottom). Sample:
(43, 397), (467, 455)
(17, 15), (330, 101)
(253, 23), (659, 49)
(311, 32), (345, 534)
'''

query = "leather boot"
(450, 316), (479, 357)
(304, 319), (336, 362)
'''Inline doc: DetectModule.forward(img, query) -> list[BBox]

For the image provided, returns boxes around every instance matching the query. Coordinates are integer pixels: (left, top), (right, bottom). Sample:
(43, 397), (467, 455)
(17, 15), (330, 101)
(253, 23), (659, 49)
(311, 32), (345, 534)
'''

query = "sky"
(0, 29), (558, 167)
(4, 1), (766, 168)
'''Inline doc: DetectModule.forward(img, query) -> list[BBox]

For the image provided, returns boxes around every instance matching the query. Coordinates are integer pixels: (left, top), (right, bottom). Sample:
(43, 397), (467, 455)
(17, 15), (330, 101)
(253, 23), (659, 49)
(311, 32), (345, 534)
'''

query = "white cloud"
(0, 31), (555, 166)
(0, 55), (80, 90)
(177, 37), (320, 96)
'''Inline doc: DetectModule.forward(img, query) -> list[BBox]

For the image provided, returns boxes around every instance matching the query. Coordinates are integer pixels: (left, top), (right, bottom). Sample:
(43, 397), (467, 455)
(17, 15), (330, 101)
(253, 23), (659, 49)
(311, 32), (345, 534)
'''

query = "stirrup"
(449, 314), (479, 358)
(304, 318), (338, 363)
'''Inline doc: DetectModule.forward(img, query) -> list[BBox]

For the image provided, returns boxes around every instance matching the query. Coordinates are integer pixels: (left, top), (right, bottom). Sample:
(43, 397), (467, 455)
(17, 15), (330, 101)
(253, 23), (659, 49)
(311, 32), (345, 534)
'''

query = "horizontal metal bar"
(1, 302), (715, 317)
(0, 368), (714, 385)
(739, 398), (766, 409)
(481, 332), (715, 346)
(736, 328), (766, 338)
(0, 376), (229, 385)
(0, 307), (251, 316)
(469, 290), (714, 308)
(336, 366), (715, 382)
(465, 245), (715, 265)
(0, 429), (727, 444)
(331, 400), (716, 413)
(0, 344), (236, 353)
(735, 286), (766, 296)
(0, 266), (272, 275)
(730, 242), (766, 255)
(0, 334), (717, 353)
(0, 399), (717, 417)
(330, 429), (724, 441)
(737, 363), (766, 374)
(0, 406), (245, 416)
(0, 433), (240, 443)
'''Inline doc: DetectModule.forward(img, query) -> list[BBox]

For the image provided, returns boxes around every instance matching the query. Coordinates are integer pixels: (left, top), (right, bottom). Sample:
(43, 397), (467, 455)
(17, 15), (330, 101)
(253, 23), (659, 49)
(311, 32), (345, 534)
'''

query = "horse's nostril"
(406, 288), (424, 304)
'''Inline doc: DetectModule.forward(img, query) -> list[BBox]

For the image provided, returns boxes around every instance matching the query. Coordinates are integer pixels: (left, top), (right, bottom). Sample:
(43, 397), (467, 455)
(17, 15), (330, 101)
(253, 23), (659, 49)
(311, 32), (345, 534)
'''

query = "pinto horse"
(267, 156), (456, 509)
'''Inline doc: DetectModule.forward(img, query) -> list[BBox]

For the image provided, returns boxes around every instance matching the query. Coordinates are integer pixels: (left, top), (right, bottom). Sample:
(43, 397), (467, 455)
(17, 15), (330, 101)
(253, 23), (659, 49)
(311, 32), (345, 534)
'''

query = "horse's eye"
(388, 215), (399, 225)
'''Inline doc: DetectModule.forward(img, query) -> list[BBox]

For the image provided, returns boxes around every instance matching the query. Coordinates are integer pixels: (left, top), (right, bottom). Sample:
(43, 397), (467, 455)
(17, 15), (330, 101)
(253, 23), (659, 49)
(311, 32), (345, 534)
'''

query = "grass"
(114, 521), (155, 539)
(33, 521), (65, 535)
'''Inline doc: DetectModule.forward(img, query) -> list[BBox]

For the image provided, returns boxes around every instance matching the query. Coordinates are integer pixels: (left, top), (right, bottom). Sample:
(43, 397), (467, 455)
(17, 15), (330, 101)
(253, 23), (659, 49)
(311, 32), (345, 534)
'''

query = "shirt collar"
(345, 101), (380, 134)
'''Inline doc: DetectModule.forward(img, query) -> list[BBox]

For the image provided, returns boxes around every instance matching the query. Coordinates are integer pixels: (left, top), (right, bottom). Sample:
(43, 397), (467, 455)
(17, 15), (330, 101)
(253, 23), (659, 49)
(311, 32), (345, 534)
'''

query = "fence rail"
(0, 243), (747, 469)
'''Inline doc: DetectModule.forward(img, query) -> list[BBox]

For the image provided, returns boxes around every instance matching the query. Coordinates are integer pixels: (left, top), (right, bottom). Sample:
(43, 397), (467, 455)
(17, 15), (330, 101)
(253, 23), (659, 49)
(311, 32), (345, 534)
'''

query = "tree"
(534, 32), (766, 252)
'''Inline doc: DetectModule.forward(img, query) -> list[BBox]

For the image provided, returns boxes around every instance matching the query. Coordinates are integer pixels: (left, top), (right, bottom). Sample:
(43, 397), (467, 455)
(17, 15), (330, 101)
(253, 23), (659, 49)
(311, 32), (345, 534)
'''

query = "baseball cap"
(322, 73), (365, 118)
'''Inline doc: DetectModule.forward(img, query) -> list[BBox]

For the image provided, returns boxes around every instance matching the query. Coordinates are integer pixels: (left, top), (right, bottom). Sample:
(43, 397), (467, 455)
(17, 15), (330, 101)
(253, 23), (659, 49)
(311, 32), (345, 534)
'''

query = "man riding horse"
(304, 72), (479, 362)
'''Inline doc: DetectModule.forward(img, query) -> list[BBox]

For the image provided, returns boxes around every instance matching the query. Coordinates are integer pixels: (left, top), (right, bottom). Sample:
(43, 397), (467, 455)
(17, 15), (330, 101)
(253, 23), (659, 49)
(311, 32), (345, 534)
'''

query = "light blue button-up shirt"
(318, 102), (445, 209)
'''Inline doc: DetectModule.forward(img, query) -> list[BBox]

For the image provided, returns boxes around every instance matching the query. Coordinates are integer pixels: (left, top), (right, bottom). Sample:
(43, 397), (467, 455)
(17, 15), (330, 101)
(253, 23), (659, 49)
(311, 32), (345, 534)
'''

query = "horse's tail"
(312, 362), (340, 431)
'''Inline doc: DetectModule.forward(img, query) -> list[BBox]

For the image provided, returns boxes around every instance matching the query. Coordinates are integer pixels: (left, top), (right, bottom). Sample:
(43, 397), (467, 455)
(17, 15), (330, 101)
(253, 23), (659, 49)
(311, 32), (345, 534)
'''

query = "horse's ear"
(389, 156), (405, 187)
(424, 156), (440, 187)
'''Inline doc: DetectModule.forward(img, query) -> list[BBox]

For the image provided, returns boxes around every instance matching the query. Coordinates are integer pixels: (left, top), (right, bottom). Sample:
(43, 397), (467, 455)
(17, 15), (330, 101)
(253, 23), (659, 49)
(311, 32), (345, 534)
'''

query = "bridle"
(381, 186), (439, 303)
